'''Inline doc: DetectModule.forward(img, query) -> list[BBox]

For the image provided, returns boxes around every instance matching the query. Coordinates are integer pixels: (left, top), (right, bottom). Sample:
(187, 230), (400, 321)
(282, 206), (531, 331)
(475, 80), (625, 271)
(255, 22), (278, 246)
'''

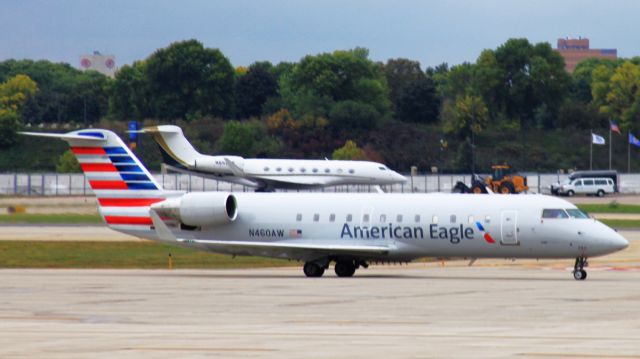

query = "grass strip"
(599, 219), (640, 228)
(0, 241), (294, 269)
(0, 214), (101, 224)
(577, 204), (640, 214)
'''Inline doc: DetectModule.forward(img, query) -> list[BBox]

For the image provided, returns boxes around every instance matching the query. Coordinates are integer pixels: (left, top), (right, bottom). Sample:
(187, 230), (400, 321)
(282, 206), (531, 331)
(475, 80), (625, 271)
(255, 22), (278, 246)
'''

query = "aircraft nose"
(392, 171), (407, 183)
(612, 233), (629, 251)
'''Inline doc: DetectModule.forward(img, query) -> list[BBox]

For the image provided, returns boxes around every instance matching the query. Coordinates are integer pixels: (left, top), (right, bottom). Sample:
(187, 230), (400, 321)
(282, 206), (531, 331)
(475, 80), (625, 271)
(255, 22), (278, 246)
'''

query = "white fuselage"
(127, 193), (628, 262)
(191, 156), (406, 189)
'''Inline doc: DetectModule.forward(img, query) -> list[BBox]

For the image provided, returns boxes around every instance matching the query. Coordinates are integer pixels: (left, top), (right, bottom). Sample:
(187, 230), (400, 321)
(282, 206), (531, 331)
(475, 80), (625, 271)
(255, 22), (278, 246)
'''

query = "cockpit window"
(567, 209), (590, 219)
(542, 209), (569, 219)
(378, 166), (386, 171)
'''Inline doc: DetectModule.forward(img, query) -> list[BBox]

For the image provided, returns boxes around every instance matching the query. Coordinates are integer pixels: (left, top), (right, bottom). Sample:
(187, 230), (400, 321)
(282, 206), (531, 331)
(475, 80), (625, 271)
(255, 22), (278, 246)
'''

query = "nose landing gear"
(573, 257), (588, 280)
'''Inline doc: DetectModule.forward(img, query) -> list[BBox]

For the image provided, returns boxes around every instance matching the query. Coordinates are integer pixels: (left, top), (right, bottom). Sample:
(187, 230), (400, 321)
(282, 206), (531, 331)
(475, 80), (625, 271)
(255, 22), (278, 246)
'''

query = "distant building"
(79, 51), (116, 77)
(556, 37), (617, 72)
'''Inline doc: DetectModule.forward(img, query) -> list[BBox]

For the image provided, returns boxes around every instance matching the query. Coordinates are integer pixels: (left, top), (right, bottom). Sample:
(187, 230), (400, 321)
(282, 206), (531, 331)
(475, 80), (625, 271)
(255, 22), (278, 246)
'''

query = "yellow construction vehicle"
(452, 165), (529, 194)
(483, 165), (528, 194)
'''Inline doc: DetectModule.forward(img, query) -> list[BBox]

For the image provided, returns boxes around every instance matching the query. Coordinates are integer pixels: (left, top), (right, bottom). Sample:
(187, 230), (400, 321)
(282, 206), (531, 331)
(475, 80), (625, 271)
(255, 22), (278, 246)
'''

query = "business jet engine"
(151, 192), (238, 227)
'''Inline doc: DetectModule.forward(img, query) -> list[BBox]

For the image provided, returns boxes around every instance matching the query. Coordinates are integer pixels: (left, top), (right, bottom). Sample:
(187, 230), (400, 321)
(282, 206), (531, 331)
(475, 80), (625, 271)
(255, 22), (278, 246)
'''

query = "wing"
(149, 211), (391, 260)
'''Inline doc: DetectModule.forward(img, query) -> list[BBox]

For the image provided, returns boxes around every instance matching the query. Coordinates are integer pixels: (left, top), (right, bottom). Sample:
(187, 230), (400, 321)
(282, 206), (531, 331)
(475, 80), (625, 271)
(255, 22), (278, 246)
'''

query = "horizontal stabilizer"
(19, 131), (105, 141)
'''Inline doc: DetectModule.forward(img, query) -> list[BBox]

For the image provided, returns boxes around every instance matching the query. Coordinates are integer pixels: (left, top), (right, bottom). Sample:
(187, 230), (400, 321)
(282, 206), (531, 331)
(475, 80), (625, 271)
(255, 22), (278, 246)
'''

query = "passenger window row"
(295, 213), (492, 224)
(263, 167), (356, 174)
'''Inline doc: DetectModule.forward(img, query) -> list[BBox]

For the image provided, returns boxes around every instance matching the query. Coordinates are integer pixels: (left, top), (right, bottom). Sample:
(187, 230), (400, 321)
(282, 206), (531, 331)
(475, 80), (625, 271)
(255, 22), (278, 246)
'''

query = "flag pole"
(629, 130), (632, 173)
(590, 130), (593, 171)
(609, 123), (612, 170)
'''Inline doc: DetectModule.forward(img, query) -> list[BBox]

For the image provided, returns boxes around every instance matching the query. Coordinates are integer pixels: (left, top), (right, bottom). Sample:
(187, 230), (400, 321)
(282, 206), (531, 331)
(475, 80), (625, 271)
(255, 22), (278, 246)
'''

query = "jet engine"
(151, 192), (238, 227)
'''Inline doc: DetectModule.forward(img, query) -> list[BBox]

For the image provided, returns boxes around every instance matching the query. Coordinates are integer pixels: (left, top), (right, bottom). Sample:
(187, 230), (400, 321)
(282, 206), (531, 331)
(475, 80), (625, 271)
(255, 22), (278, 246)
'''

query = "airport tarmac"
(0, 266), (639, 359)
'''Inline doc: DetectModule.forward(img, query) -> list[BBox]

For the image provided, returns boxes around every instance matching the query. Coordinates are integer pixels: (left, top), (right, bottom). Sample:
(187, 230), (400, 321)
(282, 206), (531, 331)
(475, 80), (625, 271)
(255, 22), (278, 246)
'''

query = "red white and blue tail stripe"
(21, 129), (176, 233)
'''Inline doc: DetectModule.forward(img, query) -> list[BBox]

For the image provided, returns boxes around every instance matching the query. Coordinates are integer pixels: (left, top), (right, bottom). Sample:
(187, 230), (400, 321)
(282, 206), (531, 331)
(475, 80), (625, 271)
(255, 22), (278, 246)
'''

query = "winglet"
(149, 210), (178, 242)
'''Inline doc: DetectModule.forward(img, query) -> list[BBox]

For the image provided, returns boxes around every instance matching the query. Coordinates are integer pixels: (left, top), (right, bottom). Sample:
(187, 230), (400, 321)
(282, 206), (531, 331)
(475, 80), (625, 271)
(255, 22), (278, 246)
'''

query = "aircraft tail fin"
(140, 125), (200, 169)
(21, 129), (173, 232)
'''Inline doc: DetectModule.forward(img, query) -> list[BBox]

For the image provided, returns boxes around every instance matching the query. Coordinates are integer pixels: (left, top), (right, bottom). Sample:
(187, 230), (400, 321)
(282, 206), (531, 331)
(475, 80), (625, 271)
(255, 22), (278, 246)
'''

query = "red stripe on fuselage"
(104, 216), (153, 225)
(89, 180), (128, 190)
(98, 198), (164, 207)
(71, 147), (106, 155)
(81, 163), (118, 172)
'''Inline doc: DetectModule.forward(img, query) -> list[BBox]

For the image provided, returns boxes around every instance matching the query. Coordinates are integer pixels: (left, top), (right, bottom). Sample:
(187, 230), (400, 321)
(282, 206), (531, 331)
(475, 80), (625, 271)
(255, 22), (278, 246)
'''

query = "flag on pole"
(610, 121), (621, 134)
(629, 133), (640, 147)
(592, 133), (606, 145)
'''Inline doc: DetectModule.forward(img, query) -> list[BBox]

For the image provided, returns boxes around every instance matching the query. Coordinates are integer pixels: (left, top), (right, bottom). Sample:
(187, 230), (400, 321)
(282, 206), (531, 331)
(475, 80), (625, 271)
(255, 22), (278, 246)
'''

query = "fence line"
(2, 172), (640, 196)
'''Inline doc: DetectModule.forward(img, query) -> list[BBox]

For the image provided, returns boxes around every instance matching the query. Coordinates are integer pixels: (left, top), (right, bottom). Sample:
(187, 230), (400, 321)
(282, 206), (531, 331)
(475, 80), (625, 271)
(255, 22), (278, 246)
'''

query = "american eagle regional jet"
(22, 129), (629, 280)
(138, 125), (406, 191)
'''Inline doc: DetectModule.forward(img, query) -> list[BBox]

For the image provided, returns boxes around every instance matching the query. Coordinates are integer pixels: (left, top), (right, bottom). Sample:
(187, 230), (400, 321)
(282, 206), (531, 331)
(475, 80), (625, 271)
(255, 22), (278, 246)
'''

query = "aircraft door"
(500, 210), (519, 245)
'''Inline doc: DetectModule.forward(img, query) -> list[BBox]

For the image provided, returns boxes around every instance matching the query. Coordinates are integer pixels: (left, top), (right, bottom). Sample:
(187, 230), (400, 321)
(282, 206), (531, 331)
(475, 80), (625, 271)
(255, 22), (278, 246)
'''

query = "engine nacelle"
(151, 192), (238, 227)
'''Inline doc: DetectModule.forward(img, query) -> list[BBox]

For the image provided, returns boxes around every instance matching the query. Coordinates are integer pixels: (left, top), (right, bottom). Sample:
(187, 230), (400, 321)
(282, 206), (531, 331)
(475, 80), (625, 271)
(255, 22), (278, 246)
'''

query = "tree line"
(2, 38), (640, 173)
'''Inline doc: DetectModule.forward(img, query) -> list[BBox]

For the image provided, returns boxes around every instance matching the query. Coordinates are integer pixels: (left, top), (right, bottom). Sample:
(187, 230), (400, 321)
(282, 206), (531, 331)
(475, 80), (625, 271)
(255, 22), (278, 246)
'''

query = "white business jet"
(139, 125), (406, 191)
(22, 129), (629, 280)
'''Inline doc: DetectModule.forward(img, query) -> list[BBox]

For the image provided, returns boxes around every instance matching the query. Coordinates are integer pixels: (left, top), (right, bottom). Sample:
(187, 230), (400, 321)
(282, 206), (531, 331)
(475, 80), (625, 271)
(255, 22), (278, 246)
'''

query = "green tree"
(591, 61), (640, 130)
(332, 140), (366, 160)
(108, 62), (149, 120)
(218, 120), (279, 157)
(235, 62), (279, 119)
(55, 149), (81, 173)
(144, 39), (235, 120)
(396, 77), (439, 123)
(477, 39), (570, 129)
(0, 74), (37, 147)
(1, 59), (109, 124)
(383, 58), (425, 112)
(280, 48), (391, 132)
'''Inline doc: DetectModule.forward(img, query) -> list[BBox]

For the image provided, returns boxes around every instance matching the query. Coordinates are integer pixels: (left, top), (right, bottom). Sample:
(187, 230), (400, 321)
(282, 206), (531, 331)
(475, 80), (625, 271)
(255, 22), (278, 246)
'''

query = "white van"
(556, 177), (615, 197)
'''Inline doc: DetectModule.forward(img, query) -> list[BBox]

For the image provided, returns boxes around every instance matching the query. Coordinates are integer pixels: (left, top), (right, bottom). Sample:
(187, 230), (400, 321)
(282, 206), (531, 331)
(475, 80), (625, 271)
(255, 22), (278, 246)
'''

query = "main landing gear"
(573, 257), (588, 280)
(303, 259), (367, 277)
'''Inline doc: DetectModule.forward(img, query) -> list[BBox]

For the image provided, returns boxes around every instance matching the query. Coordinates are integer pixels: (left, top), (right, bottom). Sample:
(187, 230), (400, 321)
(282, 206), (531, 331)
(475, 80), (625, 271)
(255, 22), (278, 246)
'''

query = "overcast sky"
(1, 0), (638, 70)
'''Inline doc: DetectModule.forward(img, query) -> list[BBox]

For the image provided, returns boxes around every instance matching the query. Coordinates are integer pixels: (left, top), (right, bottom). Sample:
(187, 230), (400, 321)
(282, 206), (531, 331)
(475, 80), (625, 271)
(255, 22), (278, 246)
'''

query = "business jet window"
(567, 209), (590, 219)
(349, 169), (355, 174)
(300, 168), (306, 173)
(296, 213), (302, 221)
(346, 214), (353, 222)
(363, 214), (370, 222)
(312, 168), (318, 173)
(450, 215), (456, 223)
(263, 167), (269, 171)
(396, 214), (403, 222)
(329, 214), (336, 222)
(337, 169), (343, 174)
(432, 215), (438, 224)
(325, 168), (330, 173)
(380, 214), (387, 223)
(542, 209), (569, 219)
(485, 215), (491, 224)
(276, 167), (282, 172)
(288, 167), (294, 172)
(414, 214), (420, 223)
(313, 214), (319, 222)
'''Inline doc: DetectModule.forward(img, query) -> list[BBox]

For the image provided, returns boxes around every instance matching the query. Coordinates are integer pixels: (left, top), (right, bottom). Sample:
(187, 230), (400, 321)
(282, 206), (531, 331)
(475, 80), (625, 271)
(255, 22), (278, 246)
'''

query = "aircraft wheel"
(334, 260), (356, 277)
(573, 269), (587, 281)
(499, 182), (515, 194)
(303, 262), (324, 277)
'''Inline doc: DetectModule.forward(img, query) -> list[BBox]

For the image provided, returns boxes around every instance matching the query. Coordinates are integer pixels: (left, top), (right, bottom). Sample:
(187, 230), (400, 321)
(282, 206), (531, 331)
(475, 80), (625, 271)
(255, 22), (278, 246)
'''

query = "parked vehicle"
(551, 170), (618, 195)
(555, 177), (615, 197)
